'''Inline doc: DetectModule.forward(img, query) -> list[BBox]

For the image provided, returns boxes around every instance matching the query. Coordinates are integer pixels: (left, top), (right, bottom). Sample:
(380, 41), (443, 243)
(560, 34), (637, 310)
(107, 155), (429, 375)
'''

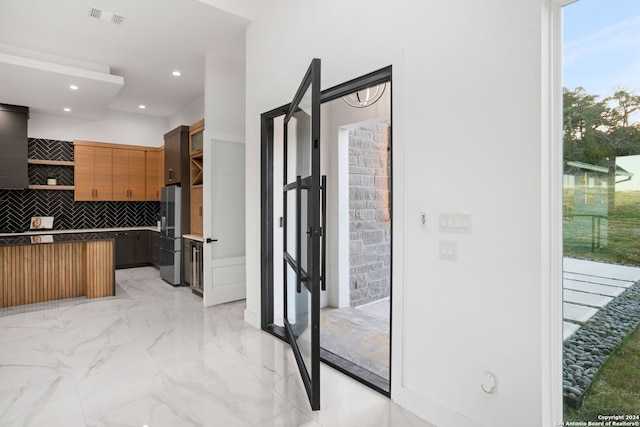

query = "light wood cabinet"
(145, 150), (162, 201)
(74, 141), (162, 202)
(189, 119), (205, 236)
(74, 145), (113, 201)
(190, 187), (203, 236)
(112, 149), (146, 201)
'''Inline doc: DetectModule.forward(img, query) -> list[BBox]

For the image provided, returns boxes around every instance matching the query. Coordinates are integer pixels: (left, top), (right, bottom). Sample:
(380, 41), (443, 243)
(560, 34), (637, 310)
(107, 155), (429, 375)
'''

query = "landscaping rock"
(563, 277), (640, 409)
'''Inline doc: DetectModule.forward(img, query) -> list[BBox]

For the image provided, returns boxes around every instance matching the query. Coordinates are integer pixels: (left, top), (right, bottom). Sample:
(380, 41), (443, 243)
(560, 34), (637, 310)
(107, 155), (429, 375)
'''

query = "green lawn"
(564, 323), (640, 421)
(564, 190), (640, 266)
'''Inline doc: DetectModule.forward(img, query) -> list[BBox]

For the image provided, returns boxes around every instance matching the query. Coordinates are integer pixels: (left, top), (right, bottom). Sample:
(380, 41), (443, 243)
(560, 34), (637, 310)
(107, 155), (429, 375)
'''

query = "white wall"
(29, 93), (204, 147)
(28, 110), (168, 147)
(168, 95), (205, 130)
(245, 0), (552, 426)
(205, 53), (245, 140)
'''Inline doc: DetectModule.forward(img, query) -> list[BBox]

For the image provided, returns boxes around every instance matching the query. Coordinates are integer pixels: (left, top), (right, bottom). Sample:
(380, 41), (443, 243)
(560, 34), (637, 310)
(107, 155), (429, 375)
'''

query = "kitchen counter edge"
(0, 226), (160, 238)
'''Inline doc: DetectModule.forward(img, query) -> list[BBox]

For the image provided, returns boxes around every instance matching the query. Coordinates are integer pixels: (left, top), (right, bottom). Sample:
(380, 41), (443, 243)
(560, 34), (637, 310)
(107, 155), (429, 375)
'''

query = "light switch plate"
(439, 213), (472, 234)
(439, 240), (458, 261)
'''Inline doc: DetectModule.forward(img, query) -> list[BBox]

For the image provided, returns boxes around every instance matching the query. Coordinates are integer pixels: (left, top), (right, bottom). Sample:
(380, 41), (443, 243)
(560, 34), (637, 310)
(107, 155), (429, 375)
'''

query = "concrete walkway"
(563, 257), (640, 341)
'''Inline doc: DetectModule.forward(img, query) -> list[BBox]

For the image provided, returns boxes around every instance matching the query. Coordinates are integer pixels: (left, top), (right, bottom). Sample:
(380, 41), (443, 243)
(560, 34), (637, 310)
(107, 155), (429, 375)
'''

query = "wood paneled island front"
(0, 233), (115, 308)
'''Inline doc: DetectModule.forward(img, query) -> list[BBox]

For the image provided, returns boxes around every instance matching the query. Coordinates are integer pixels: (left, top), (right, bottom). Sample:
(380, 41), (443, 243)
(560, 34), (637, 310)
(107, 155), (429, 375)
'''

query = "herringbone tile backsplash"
(0, 139), (159, 232)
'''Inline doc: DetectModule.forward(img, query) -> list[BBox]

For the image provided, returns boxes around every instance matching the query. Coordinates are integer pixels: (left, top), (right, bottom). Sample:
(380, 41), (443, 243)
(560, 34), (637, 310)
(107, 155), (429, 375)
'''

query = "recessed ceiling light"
(138, 104), (146, 109)
(64, 108), (71, 112)
(69, 85), (79, 90)
(172, 70), (181, 77)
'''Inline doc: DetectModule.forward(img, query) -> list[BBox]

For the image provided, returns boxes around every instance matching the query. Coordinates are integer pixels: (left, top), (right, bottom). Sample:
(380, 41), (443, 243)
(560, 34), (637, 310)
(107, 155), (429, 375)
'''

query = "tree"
(563, 87), (609, 164)
(605, 88), (640, 128)
(563, 87), (640, 210)
(602, 90), (640, 208)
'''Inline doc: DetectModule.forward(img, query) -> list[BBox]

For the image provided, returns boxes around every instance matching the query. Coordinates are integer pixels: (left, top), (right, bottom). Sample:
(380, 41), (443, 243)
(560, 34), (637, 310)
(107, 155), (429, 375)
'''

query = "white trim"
(544, 0), (570, 424)
(337, 127), (350, 308)
(389, 49), (406, 401)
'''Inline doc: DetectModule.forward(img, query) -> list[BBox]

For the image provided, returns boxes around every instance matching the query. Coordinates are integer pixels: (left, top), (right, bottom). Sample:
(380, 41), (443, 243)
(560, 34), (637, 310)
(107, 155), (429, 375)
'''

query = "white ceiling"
(0, 0), (261, 120)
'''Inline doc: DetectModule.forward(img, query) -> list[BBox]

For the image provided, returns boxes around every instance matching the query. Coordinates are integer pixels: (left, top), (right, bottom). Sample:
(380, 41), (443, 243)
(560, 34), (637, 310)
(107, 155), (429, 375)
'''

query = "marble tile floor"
(0, 267), (434, 427)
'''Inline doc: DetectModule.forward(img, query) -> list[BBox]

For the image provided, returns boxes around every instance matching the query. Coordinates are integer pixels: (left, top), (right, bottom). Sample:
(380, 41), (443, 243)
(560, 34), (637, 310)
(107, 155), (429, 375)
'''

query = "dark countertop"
(0, 232), (115, 247)
(0, 227), (160, 247)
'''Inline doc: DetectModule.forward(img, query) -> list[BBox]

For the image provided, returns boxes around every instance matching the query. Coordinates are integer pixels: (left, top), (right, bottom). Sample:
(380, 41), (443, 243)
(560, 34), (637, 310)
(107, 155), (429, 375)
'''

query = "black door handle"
(205, 238), (218, 243)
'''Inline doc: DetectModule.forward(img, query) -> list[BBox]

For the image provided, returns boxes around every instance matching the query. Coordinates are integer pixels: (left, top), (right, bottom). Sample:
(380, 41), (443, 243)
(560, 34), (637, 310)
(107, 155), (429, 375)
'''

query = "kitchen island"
(0, 232), (115, 308)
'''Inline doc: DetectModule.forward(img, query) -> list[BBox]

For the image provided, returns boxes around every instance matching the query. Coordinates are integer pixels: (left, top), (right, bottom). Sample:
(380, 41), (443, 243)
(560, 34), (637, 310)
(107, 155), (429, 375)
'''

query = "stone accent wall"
(349, 123), (391, 307)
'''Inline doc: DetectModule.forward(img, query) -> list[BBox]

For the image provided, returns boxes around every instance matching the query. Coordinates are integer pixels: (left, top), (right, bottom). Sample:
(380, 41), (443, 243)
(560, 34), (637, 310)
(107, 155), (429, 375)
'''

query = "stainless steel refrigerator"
(160, 185), (182, 285)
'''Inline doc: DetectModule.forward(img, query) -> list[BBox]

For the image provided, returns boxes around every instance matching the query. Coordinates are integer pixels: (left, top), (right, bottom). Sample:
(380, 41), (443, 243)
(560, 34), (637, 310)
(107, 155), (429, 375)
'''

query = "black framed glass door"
(282, 58), (322, 410)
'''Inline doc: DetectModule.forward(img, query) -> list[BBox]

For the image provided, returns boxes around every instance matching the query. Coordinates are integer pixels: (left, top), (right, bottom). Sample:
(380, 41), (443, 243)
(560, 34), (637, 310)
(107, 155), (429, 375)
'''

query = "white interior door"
(202, 133), (246, 307)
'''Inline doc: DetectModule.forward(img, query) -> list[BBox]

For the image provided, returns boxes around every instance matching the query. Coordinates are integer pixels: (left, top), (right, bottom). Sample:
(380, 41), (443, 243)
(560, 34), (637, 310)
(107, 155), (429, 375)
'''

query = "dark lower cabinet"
(151, 231), (160, 268)
(112, 231), (135, 268)
(135, 230), (150, 265)
(111, 230), (154, 269)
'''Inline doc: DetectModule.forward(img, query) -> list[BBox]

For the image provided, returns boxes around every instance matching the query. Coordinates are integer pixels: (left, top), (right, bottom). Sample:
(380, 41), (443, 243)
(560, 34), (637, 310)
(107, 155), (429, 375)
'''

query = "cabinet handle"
(169, 169), (174, 180)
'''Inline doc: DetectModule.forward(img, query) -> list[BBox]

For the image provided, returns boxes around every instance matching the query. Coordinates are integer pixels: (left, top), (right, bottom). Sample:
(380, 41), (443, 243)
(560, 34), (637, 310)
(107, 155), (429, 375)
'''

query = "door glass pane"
(286, 263), (312, 373)
(287, 89), (313, 180)
(286, 190), (297, 256)
(286, 120), (298, 184)
(273, 115), (286, 327)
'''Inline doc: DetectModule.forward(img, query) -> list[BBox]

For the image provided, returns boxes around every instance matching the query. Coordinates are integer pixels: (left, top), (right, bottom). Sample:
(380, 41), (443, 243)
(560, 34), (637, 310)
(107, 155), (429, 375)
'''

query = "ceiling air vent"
(88, 7), (125, 25)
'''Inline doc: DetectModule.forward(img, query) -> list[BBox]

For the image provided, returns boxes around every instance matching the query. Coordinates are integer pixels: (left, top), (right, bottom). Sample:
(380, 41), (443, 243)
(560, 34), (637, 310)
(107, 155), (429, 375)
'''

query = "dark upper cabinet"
(163, 125), (189, 186)
(0, 104), (29, 189)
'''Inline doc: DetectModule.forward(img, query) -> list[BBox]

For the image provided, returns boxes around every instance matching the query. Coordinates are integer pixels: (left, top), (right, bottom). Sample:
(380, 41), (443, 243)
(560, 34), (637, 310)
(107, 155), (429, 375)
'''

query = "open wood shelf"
(190, 156), (203, 186)
(28, 185), (75, 190)
(28, 159), (75, 166)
